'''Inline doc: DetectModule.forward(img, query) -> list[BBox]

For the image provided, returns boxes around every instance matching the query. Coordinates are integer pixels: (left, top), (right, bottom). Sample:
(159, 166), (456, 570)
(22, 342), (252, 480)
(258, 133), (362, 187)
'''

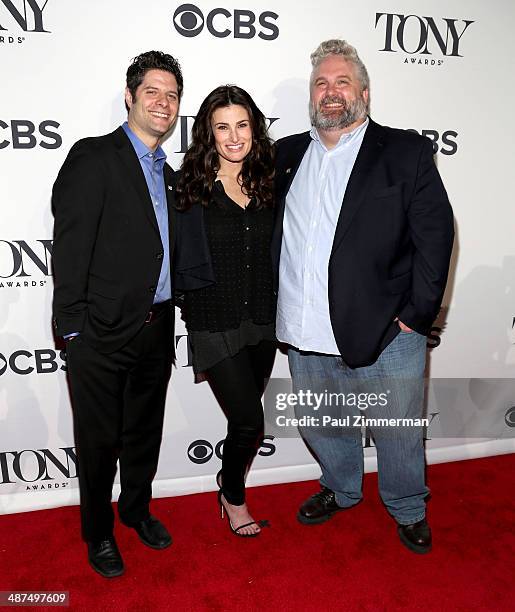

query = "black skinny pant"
(205, 340), (276, 505)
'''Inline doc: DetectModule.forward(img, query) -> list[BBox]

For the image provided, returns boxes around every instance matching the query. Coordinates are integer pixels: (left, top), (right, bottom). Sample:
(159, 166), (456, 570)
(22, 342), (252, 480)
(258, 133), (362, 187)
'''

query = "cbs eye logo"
(187, 436), (276, 464)
(187, 439), (215, 464)
(0, 353), (7, 376)
(172, 4), (279, 40)
(506, 407), (515, 428)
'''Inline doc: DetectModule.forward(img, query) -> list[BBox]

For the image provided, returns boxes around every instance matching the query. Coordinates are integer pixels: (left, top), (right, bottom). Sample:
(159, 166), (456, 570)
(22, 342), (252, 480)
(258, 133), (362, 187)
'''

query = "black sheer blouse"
(182, 181), (276, 372)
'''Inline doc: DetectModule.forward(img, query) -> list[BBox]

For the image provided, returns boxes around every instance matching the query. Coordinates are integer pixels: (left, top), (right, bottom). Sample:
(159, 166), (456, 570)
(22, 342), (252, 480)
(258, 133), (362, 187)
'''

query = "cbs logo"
(0, 349), (66, 376)
(187, 435), (276, 464)
(173, 4), (279, 40)
(505, 407), (515, 428)
(0, 120), (61, 149)
(407, 129), (458, 156)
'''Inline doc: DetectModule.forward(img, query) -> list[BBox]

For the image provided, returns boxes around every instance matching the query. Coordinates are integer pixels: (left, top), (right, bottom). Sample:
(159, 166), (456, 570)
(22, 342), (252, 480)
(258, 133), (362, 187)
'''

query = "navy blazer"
(272, 119), (455, 368)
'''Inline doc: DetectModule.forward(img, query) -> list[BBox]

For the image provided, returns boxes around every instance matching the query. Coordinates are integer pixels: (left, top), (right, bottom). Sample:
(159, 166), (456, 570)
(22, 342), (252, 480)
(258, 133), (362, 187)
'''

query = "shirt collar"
(122, 122), (166, 162)
(310, 117), (369, 151)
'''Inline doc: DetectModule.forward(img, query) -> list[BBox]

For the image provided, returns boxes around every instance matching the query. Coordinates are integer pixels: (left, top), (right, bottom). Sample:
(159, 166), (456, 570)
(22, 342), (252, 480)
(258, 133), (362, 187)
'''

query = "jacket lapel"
(330, 119), (386, 256)
(112, 127), (160, 237)
(272, 132), (311, 263)
(275, 132), (311, 213)
(164, 163), (176, 255)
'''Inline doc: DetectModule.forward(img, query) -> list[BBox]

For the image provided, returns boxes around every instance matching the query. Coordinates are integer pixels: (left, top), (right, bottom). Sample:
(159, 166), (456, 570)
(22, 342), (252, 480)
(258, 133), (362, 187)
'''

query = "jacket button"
(150, 286), (156, 293)
(156, 252), (163, 260)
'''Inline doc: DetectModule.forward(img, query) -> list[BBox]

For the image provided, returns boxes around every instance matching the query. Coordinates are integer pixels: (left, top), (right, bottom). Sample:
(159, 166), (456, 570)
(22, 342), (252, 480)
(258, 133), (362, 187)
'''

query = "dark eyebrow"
(144, 85), (178, 95)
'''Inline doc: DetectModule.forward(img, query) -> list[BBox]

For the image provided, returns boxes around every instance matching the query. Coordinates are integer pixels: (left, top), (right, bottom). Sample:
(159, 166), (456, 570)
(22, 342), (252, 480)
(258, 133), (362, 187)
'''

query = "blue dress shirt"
(122, 122), (171, 304)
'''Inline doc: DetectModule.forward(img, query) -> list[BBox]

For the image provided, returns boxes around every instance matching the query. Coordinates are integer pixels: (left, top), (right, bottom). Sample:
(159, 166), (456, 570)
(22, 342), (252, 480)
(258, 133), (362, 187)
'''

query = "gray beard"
(310, 95), (367, 130)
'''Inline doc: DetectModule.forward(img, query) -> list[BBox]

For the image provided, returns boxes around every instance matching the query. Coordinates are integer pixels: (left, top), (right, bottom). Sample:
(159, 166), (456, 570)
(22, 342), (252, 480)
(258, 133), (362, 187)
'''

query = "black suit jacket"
(272, 119), (454, 368)
(52, 127), (176, 354)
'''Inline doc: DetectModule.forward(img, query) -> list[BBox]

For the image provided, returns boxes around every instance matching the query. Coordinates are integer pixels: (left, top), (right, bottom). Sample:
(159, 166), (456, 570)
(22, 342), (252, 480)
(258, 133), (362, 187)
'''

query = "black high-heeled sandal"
(216, 470), (269, 537)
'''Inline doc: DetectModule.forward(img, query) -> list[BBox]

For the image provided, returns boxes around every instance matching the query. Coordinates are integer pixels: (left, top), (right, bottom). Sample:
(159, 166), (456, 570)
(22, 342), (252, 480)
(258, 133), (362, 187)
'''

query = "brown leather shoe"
(297, 487), (346, 525)
(398, 518), (432, 554)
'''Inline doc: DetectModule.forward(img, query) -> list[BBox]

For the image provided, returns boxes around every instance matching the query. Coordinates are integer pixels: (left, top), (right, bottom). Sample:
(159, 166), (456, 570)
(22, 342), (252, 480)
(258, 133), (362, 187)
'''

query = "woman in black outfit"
(175, 86), (276, 537)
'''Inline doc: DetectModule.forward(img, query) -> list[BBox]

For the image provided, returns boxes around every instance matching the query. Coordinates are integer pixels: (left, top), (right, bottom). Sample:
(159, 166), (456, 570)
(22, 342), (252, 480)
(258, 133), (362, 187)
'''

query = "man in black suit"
(272, 39), (454, 553)
(52, 51), (182, 577)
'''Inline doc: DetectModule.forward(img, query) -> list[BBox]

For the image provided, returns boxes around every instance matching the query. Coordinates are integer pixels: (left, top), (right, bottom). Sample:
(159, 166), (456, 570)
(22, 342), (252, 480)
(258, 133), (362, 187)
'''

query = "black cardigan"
(173, 184), (275, 332)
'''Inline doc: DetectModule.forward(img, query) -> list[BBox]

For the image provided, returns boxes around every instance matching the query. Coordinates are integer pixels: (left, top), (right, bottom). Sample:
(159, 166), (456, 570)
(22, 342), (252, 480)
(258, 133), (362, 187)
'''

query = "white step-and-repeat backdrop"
(2, 0), (515, 514)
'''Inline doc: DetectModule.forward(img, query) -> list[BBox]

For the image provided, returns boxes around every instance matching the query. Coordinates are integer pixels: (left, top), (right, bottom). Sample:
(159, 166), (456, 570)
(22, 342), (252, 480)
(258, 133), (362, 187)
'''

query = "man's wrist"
(63, 332), (80, 341)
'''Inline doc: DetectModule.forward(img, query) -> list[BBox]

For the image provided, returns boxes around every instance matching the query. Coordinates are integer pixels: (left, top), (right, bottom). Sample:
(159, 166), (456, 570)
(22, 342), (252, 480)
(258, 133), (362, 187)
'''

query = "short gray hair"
(310, 39), (370, 92)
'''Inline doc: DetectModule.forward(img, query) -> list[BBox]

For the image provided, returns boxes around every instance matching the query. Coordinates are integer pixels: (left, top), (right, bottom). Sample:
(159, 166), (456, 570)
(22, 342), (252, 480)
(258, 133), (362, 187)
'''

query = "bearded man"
(271, 39), (454, 553)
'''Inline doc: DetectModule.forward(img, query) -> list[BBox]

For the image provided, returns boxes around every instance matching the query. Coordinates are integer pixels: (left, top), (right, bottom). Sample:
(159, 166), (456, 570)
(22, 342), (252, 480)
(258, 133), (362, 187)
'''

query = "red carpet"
(1, 454), (514, 611)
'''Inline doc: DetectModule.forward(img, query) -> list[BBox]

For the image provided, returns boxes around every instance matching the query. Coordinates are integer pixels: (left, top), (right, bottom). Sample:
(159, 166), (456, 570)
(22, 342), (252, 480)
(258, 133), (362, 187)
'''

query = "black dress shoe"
(132, 516), (172, 549)
(87, 537), (124, 578)
(297, 487), (346, 525)
(397, 518), (432, 554)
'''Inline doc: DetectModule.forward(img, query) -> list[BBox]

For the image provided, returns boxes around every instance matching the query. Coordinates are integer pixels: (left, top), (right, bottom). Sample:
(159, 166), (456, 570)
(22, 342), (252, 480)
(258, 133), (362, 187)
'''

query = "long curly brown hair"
(175, 85), (274, 211)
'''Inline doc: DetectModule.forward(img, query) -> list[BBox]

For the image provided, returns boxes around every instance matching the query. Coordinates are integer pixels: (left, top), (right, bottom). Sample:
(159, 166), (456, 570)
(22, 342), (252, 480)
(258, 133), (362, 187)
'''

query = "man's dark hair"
(125, 50), (183, 111)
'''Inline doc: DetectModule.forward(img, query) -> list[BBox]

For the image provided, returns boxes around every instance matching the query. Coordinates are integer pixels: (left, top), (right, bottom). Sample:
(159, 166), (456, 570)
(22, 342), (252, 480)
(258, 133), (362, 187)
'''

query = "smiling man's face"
(125, 69), (179, 147)
(309, 55), (368, 132)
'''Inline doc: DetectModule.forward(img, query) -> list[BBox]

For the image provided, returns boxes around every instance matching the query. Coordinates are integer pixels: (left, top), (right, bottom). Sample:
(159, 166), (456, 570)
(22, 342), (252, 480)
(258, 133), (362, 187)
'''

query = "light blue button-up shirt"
(122, 122), (171, 304)
(276, 119), (369, 354)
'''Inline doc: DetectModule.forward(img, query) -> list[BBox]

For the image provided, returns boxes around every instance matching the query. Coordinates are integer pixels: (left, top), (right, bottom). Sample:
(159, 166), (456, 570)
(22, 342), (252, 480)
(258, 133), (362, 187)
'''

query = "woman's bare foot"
(220, 493), (261, 536)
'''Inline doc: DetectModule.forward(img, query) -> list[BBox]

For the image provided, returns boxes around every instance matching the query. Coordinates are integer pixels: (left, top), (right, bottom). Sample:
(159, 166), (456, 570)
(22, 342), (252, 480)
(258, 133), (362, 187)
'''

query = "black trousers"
(206, 340), (276, 505)
(66, 309), (173, 542)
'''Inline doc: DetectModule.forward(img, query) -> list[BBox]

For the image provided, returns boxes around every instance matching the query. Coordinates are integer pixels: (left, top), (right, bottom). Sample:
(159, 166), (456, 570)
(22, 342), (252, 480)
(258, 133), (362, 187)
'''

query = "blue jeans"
(288, 331), (428, 525)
